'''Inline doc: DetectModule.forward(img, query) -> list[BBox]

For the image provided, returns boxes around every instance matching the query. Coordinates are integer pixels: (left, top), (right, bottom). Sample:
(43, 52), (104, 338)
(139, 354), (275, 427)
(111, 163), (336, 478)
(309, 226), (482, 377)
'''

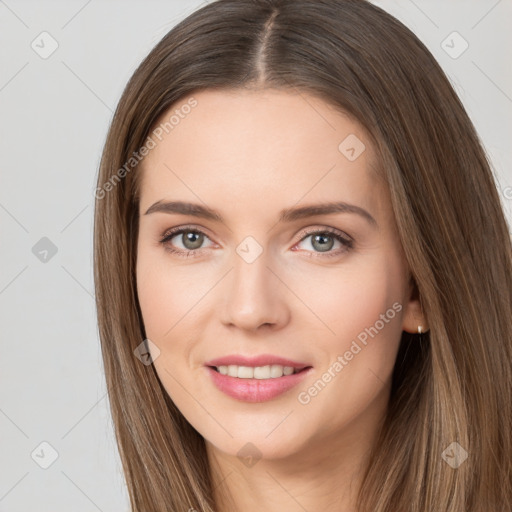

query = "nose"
(220, 249), (290, 332)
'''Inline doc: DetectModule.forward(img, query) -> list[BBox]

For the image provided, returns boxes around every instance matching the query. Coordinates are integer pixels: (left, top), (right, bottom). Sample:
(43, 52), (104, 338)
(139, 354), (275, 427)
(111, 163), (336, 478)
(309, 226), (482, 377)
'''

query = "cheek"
(290, 253), (404, 341)
(288, 254), (405, 398)
(136, 249), (171, 339)
(290, 256), (405, 421)
(136, 244), (214, 340)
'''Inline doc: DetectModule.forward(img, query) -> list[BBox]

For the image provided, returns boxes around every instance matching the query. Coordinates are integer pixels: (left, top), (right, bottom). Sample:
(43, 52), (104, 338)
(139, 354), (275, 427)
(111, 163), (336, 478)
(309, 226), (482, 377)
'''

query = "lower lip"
(206, 366), (313, 403)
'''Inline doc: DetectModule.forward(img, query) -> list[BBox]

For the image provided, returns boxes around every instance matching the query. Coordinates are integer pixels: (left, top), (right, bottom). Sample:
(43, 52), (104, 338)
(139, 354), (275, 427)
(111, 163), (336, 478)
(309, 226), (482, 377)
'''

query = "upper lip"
(205, 354), (311, 370)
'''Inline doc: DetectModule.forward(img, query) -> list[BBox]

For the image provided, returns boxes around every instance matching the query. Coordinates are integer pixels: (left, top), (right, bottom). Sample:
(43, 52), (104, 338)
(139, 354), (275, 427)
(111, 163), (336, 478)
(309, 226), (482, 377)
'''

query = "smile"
(206, 365), (312, 402)
(212, 364), (306, 379)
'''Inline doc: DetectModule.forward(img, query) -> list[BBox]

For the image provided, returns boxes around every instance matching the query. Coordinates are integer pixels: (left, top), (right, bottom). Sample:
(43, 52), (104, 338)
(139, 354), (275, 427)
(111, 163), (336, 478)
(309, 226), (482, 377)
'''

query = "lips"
(205, 365), (313, 402)
(204, 354), (311, 370)
(203, 354), (313, 402)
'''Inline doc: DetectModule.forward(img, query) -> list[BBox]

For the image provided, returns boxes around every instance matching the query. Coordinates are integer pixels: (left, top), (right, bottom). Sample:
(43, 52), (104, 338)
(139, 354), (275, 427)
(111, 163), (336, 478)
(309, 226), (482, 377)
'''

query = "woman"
(93, 1), (512, 510)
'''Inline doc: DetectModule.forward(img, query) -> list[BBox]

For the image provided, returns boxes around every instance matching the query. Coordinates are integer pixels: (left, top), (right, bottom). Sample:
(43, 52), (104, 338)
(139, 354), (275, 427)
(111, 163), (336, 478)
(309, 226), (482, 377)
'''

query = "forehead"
(138, 88), (387, 220)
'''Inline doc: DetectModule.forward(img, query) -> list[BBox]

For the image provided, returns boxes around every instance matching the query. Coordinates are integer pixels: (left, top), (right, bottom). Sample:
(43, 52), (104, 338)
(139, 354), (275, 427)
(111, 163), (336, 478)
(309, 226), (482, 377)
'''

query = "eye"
(159, 225), (354, 259)
(294, 227), (353, 258)
(159, 226), (214, 257)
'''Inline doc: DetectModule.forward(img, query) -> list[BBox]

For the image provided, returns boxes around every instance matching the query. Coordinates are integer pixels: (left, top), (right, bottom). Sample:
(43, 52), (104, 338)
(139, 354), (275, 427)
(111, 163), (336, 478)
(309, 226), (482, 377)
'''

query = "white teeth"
(216, 364), (298, 379)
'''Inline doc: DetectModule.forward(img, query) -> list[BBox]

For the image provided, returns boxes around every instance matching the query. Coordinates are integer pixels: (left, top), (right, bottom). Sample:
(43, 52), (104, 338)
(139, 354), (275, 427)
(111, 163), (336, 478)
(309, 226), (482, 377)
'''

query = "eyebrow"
(144, 200), (377, 227)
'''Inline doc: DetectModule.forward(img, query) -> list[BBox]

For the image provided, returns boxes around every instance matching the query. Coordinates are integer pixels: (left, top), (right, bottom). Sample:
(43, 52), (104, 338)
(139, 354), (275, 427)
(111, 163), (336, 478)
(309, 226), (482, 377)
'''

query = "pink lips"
(204, 354), (313, 403)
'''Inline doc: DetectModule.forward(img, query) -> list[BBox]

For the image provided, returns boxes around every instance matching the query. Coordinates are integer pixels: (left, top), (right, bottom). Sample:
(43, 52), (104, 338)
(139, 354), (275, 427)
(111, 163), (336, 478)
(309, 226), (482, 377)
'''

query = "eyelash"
(159, 225), (354, 259)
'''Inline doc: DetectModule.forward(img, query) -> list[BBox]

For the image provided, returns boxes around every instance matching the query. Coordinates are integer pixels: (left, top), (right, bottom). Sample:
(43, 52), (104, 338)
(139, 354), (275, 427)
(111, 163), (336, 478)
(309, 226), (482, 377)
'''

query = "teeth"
(216, 364), (298, 379)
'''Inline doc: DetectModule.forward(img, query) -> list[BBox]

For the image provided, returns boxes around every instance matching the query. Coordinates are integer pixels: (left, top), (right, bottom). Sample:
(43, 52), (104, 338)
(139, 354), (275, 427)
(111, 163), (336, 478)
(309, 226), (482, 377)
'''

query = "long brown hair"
(93, 1), (512, 510)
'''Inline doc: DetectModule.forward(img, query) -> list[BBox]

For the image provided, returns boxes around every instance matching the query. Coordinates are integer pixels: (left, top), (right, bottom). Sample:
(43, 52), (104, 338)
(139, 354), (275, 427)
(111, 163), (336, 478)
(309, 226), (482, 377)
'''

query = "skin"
(136, 88), (428, 512)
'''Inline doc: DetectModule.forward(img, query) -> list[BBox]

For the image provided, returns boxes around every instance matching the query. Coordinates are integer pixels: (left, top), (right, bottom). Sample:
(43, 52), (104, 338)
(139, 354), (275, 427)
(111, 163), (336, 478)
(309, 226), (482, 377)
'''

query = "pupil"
(313, 234), (333, 252)
(183, 231), (203, 249)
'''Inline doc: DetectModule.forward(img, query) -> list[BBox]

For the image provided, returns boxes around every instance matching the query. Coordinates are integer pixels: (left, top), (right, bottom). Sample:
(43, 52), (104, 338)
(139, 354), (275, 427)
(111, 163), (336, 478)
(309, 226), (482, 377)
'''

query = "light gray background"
(0, 1), (510, 510)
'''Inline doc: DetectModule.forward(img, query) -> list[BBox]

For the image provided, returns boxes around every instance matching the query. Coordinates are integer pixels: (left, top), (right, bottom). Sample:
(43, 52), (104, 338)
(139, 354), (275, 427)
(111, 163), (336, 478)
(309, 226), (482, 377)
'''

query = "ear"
(401, 276), (429, 334)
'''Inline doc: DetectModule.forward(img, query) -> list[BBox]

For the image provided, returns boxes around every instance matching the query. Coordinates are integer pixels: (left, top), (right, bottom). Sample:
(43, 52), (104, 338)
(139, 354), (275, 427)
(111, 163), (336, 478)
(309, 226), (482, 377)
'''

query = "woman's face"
(136, 88), (421, 463)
